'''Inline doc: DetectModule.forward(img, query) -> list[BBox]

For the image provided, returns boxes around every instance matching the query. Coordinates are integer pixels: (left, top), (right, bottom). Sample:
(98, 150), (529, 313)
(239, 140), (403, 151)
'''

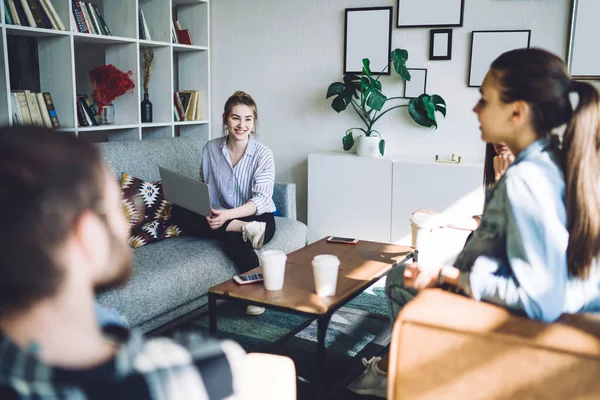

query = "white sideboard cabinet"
(307, 152), (486, 250)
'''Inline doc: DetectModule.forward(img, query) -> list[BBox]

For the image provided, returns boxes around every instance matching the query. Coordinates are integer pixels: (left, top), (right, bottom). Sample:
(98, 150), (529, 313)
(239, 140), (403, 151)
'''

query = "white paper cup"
(312, 254), (340, 297)
(410, 210), (438, 250)
(259, 250), (287, 291)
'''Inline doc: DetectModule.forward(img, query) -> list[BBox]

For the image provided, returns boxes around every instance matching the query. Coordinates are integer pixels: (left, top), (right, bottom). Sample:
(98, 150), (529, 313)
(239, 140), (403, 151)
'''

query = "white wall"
(210, 0), (571, 223)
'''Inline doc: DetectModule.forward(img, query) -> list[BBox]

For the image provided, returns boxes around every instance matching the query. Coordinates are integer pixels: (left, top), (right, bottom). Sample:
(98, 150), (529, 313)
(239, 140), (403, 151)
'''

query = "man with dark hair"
(0, 126), (295, 399)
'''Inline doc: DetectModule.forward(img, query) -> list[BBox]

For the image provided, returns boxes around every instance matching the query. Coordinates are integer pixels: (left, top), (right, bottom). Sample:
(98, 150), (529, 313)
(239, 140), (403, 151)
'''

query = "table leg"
(315, 314), (332, 399)
(209, 293), (217, 334)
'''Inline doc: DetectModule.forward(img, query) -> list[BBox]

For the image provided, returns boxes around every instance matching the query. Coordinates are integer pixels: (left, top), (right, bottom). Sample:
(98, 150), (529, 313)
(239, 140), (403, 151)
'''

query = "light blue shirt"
(200, 135), (276, 215)
(455, 137), (600, 322)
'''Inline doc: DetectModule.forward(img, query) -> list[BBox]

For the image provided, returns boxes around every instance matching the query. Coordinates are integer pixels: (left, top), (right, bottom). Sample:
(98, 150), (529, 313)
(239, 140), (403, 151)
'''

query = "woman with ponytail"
(349, 48), (600, 396)
(402, 47), (600, 320)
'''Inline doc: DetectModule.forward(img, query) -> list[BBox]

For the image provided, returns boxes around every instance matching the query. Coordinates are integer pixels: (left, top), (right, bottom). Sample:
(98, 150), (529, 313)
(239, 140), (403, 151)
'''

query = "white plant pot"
(356, 135), (382, 157)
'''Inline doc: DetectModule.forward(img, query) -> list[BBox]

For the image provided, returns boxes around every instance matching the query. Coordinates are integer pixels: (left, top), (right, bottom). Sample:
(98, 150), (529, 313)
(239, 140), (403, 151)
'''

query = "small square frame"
(468, 30), (531, 87)
(344, 7), (393, 75)
(404, 68), (428, 99)
(397, 0), (464, 28)
(429, 29), (453, 61)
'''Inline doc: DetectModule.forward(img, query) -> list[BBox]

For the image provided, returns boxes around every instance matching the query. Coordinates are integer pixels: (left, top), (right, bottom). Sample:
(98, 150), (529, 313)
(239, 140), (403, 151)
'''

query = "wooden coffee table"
(208, 238), (415, 393)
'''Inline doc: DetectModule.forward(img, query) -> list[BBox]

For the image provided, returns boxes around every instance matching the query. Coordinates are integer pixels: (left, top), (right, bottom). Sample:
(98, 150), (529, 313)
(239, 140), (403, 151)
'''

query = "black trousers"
(171, 205), (276, 273)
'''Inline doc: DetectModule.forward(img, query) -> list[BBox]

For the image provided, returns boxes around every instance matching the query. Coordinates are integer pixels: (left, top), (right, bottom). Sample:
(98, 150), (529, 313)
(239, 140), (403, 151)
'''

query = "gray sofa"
(95, 137), (308, 333)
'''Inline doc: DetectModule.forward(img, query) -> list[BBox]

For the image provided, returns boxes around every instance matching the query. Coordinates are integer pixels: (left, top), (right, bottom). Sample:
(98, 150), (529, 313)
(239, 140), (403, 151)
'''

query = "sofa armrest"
(388, 289), (600, 399)
(273, 182), (297, 220)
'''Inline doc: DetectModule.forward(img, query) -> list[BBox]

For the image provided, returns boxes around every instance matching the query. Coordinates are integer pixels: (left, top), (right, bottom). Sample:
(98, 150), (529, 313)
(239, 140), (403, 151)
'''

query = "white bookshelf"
(0, 0), (210, 142)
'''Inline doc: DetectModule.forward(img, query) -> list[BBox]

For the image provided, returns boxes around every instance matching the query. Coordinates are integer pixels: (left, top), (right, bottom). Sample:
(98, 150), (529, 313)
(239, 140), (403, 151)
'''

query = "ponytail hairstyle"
(483, 143), (498, 187)
(222, 90), (259, 135)
(491, 48), (600, 278)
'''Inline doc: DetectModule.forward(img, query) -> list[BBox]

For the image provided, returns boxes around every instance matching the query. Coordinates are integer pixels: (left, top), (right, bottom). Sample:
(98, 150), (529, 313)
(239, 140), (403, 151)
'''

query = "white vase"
(356, 135), (382, 157)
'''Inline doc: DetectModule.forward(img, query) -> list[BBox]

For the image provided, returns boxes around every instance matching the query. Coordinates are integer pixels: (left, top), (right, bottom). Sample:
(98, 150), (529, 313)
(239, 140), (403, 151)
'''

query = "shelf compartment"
(74, 41), (139, 126)
(175, 122), (208, 140)
(139, 45), (172, 124)
(73, 0), (137, 40)
(139, 0), (171, 43)
(6, 34), (76, 128)
(172, 1), (208, 47)
(173, 50), (208, 122)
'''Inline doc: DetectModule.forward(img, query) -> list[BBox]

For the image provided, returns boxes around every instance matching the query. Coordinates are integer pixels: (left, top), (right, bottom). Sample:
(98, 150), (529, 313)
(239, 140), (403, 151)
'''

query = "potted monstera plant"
(326, 48), (447, 156)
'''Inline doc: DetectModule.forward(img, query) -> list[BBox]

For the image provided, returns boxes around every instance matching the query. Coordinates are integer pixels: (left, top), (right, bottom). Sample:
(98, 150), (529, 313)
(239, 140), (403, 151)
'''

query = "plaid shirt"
(0, 329), (245, 399)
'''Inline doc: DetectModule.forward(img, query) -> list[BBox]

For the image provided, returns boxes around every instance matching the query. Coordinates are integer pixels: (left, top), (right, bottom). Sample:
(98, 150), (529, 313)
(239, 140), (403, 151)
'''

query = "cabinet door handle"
(435, 154), (462, 164)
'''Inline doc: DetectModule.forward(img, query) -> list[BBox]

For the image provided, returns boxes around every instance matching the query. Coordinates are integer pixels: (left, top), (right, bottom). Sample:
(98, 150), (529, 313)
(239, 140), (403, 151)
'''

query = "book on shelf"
(71, 1), (110, 36)
(139, 9), (151, 41)
(76, 94), (99, 127)
(173, 92), (185, 121)
(43, 92), (60, 128)
(174, 90), (203, 121)
(170, 19), (178, 44)
(6, 0), (21, 25)
(4, 0), (65, 30)
(11, 90), (59, 128)
(173, 20), (192, 45)
(4, 2), (12, 24)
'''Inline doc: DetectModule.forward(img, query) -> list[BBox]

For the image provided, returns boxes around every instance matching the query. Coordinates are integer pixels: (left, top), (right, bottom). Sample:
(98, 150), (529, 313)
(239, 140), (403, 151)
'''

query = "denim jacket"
(454, 137), (600, 322)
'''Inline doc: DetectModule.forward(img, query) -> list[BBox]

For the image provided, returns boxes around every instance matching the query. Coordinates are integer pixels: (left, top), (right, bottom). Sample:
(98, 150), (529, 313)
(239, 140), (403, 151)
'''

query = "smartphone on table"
(326, 236), (359, 244)
(233, 273), (264, 285)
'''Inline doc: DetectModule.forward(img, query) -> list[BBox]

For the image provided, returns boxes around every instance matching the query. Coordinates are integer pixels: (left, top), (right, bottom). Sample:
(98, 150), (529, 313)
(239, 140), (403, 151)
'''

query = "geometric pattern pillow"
(120, 173), (183, 248)
(129, 220), (183, 249)
(120, 172), (172, 228)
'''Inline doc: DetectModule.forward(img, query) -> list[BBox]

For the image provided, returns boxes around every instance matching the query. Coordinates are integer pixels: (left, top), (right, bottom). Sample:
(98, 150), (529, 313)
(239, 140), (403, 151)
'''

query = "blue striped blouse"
(200, 135), (276, 215)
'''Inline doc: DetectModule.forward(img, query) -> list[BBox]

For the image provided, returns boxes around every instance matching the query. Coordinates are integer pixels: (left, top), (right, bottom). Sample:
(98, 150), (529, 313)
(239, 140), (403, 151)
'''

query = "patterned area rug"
(174, 280), (392, 399)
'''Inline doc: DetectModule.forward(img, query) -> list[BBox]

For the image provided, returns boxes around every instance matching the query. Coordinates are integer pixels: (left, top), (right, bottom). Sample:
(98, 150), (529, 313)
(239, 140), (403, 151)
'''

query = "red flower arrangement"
(89, 64), (135, 111)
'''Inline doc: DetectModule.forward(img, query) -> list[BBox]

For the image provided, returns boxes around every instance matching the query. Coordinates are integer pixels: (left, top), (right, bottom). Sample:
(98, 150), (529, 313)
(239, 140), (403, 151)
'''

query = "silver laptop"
(159, 167), (212, 216)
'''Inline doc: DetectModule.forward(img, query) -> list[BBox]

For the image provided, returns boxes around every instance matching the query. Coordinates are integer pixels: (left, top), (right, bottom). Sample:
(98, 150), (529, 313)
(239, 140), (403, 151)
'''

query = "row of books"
(4, 0), (65, 30)
(76, 94), (99, 127)
(71, 1), (111, 36)
(11, 90), (60, 128)
(174, 90), (203, 122)
(171, 20), (192, 45)
(139, 9), (151, 41)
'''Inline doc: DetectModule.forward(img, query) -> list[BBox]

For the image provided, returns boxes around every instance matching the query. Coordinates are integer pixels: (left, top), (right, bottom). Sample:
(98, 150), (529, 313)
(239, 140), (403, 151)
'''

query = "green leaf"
(342, 132), (354, 151)
(421, 95), (436, 121)
(391, 48), (408, 63)
(391, 49), (410, 79)
(326, 82), (344, 98)
(430, 94), (447, 117)
(344, 74), (361, 84)
(362, 58), (372, 77)
(370, 77), (382, 91)
(400, 65), (411, 81)
(408, 98), (434, 128)
(365, 87), (387, 111)
(379, 139), (386, 156)
(331, 96), (347, 113)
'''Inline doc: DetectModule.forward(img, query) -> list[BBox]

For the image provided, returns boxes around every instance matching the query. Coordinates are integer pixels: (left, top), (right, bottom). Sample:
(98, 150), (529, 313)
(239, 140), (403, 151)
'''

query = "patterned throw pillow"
(129, 220), (183, 249)
(120, 173), (183, 248)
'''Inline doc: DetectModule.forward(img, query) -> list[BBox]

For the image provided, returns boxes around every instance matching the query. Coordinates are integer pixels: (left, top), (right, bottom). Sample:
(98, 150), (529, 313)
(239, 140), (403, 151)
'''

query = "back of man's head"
(0, 126), (105, 316)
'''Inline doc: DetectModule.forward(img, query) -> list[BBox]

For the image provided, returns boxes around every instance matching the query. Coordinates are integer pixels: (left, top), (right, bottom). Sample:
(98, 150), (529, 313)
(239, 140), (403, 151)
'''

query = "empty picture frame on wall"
(344, 7), (393, 75)
(429, 29), (453, 60)
(468, 30), (531, 87)
(397, 0), (464, 28)
(404, 69), (427, 98)
(567, 0), (600, 79)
